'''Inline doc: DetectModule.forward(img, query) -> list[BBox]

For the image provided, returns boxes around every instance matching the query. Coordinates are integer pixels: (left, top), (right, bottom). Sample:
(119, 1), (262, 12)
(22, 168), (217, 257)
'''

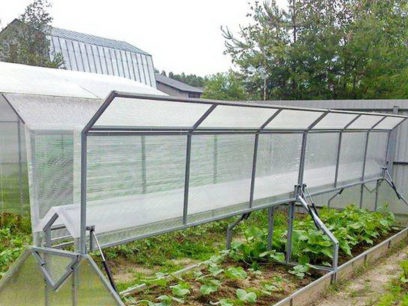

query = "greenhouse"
(0, 62), (407, 305)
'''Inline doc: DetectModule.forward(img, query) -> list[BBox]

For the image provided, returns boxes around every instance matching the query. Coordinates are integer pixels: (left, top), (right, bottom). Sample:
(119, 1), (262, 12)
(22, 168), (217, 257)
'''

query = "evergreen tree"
(224, 0), (408, 99)
(0, 0), (63, 68)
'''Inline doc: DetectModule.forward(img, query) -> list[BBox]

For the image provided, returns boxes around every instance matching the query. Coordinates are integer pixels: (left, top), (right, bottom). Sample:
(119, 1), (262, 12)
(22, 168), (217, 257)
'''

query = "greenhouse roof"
(86, 93), (407, 133)
(0, 62), (165, 129)
(0, 62), (162, 99)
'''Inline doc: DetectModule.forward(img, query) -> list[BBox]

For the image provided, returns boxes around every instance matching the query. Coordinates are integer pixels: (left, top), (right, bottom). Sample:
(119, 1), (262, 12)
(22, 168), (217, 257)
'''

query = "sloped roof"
(51, 26), (150, 55)
(155, 73), (203, 94)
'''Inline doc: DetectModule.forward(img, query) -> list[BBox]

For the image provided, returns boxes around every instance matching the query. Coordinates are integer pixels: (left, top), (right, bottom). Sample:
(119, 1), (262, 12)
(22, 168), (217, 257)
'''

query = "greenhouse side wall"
(0, 96), (28, 217)
(259, 99), (408, 219)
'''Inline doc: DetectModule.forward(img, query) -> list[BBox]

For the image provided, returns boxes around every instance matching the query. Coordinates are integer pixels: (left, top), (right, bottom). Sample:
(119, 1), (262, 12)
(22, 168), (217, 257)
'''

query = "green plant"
(170, 283), (190, 298)
(200, 279), (221, 295)
(236, 289), (257, 303)
(289, 264), (310, 279)
(225, 266), (247, 280)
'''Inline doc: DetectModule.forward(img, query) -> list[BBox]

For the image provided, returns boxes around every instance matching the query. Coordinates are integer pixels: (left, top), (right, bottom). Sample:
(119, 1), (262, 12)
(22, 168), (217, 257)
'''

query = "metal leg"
(226, 213), (251, 249)
(359, 184), (364, 209)
(45, 278), (50, 306)
(374, 179), (381, 211)
(267, 207), (275, 251)
(285, 202), (295, 264)
(72, 265), (78, 306)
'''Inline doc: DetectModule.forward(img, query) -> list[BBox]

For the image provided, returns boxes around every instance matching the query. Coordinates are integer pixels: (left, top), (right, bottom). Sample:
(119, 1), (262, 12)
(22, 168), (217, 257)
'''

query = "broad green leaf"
(236, 289), (257, 303)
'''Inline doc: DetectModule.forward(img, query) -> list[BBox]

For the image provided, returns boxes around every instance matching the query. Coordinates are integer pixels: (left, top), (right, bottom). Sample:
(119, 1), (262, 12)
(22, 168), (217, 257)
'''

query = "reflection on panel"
(304, 132), (339, 192)
(30, 133), (74, 219)
(253, 133), (302, 206)
(337, 132), (366, 185)
(188, 135), (254, 223)
(365, 132), (388, 179)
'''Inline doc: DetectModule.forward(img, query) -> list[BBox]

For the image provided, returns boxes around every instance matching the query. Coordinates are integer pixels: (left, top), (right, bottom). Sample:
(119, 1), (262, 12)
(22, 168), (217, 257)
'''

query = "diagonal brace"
(383, 167), (408, 206)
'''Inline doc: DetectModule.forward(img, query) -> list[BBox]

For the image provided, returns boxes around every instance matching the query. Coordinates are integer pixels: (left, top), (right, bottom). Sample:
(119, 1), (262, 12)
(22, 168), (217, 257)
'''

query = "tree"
(202, 71), (248, 100)
(0, 0), (63, 68)
(165, 71), (207, 88)
(223, 0), (408, 100)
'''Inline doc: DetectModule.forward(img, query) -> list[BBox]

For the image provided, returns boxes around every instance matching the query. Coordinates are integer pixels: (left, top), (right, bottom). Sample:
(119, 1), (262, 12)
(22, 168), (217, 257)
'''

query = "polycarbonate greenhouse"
(0, 62), (407, 305)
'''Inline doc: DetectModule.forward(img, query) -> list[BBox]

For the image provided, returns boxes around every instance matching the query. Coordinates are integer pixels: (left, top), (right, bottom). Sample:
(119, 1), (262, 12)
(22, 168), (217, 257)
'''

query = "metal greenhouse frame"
(1, 86), (408, 305)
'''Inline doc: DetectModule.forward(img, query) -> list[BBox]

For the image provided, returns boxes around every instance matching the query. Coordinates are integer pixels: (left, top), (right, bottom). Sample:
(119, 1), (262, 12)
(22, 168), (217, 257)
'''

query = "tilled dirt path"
(314, 244), (408, 306)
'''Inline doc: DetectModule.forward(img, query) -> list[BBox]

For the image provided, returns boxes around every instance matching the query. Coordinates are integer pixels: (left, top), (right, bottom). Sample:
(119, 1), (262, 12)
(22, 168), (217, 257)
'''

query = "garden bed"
(99, 205), (404, 305)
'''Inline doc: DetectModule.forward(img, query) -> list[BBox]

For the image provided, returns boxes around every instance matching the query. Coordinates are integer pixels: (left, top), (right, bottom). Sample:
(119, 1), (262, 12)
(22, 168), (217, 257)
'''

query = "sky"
(1, 0), (286, 77)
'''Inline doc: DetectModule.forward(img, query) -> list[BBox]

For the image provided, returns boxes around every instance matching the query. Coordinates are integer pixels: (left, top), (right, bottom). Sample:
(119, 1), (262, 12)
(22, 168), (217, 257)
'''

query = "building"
(0, 19), (156, 88)
(1, 19), (204, 97)
(155, 73), (203, 98)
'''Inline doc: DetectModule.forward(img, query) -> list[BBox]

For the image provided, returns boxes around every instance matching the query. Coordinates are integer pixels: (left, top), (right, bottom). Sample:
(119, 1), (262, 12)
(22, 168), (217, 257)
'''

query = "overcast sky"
(1, 0), (286, 76)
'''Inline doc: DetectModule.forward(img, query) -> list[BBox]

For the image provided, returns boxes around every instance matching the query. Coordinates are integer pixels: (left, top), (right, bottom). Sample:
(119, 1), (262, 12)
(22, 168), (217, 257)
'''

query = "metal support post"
(360, 132), (370, 208)
(72, 265), (78, 306)
(267, 207), (275, 251)
(80, 131), (88, 254)
(249, 134), (260, 208)
(374, 179), (381, 211)
(387, 106), (399, 176)
(226, 213), (251, 249)
(86, 225), (95, 252)
(334, 132), (343, 188)
(213, 135), (218, 184)
(141, 136), (147, 193)
(183, 134), (192, 225)
(285, 202), (295, 264)
(17, 120), (24, 215)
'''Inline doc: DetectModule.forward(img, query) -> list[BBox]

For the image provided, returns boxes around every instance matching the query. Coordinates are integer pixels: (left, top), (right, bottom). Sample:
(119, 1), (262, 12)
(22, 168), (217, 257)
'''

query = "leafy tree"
(223, 0), (408, 100)
(202, 71), (248, 101)
(0, 0), (63, 68)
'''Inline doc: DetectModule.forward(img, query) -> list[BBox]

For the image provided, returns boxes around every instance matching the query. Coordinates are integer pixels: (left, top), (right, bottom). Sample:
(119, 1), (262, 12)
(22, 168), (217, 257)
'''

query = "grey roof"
(51, 27), (150, 56)
(155, 73), (203, 94)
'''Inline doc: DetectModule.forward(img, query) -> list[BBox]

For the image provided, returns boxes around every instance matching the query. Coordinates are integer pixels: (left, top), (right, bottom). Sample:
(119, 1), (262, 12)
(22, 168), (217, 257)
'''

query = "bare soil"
(314, 243), (408, 306)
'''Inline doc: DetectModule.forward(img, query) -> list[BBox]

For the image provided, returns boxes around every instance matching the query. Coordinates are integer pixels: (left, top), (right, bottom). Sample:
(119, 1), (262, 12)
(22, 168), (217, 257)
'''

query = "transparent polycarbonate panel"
(346, 115), (384, 129)
(253, 133), (302, 206)
(361, 181), (378, 211)
(0, 253), (46, 304)
(325, 184), (362, 210)
(76, 257), (122, 305)
(264, 109), (324, 130)
(364, 132), (388, 180)
(42, 252), (75, 286)
(312, 113), (358, 130)
(337, 132), (366, 185)
(304, 132), (339, 192)
(85, 135), (185, 244)
(0, 252), (122, 305)
(5, 93), (101, 130)
(94, 97), (211, 128)
(29, 133), (74, 221)
(198, 105), (277, 129)
(0, 118), (29, 215)
(0, 95), (18, 121)
(87, 136), (144, 200)
(188, 135), (254, 223)
(145, 136), (186, 192)
(374, 116), (405, 130)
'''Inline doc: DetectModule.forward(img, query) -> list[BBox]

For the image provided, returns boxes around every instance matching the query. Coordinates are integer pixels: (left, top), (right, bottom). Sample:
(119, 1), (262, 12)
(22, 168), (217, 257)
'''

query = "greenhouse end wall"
(0, 96), (28, 217)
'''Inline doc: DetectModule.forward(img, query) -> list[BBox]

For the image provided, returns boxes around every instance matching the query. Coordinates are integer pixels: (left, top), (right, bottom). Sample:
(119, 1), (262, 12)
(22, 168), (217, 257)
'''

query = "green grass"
(376, 258), (408, 306)
(0, 213), (31, 278)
